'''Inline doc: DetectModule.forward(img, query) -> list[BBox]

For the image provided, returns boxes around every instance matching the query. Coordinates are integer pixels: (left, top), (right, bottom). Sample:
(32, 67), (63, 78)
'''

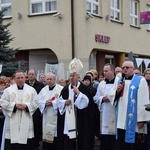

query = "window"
(110, 0), (121, 21)
(0, 0), (12, 18)
(146, 5), (150, 30)
(30, 0), (57, 15)
(86, 0), (99, 15)
(105, 55), (114, 64)
(130, 0), (139, 27)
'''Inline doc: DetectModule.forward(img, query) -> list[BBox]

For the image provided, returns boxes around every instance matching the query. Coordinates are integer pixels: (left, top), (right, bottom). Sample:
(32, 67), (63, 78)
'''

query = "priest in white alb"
(93, 63), (119, 150)
(108, 60), (150, 150)
(0, 70), (39, 150)
(38, 72), (63, 150)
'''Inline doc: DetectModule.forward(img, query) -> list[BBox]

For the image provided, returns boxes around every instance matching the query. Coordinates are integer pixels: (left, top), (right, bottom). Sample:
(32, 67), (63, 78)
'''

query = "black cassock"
(115, 129), (147, 150)
(57, 82), (95, 150)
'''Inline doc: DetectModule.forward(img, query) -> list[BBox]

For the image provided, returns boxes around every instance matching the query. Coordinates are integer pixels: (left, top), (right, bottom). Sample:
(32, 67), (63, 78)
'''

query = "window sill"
(130, 25), (141, 29)
(3, 16), (12, 20)
(28, 12), (56, 17)
(93, 15), (103, 19)
(110, 19), (124, 25)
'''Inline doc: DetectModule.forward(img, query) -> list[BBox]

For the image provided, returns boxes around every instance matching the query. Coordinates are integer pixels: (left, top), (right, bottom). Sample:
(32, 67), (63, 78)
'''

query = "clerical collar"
(49, 85), (56, 90)
(105, 77), (115, 84)
(125, 75), (133, 80)
(17, 85), (24, 90)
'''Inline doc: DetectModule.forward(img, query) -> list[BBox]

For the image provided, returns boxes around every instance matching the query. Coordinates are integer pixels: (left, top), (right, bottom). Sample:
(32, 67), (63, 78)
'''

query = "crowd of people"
(0, 59), (150, 150)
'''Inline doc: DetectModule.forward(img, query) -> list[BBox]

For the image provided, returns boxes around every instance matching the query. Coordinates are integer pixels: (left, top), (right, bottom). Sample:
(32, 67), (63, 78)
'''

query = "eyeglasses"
(122, 66), (133, 70)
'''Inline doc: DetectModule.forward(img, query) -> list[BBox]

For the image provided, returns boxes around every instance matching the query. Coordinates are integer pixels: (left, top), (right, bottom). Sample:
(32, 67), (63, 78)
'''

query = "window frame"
(130, 0), (139, 27)
(0, 0), (12, 18)
(110, 0), (122, 22)
(30, 0), (57, 15)
(86, 0), (100, 16)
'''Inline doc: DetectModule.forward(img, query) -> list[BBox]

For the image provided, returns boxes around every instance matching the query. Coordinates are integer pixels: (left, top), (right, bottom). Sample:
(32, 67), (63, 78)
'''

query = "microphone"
(119, 73), (125, 96)
(121, 73), (125, 83)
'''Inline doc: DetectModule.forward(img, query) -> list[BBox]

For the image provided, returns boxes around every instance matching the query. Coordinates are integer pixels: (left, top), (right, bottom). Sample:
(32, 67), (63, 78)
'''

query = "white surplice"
(38, 84), (63, 143)
(57, 82), (89, 139)
(0, 83), (39, 144)
(108, 75), (150, 134)
(93, 76), (119, 135)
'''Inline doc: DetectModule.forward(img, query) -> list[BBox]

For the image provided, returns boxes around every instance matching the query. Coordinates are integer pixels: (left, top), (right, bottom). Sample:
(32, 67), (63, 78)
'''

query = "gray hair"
(46, 72), (56, 80)
(124, 61), (134, 68)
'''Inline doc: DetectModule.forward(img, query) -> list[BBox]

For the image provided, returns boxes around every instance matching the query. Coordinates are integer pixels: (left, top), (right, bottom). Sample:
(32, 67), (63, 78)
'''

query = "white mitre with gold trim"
(68, 58), (83, 74)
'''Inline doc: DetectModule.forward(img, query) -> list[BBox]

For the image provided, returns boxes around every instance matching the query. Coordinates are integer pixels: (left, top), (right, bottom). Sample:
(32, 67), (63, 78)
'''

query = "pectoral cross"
(68, 102), (73, 114)
(46, 132), (52, 138)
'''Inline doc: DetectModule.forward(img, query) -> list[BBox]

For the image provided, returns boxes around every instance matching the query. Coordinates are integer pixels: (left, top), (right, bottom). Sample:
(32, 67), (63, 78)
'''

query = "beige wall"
(6, 0), (72, 60)
(73, 0), (150, 57)
(3, 0), (150, 75)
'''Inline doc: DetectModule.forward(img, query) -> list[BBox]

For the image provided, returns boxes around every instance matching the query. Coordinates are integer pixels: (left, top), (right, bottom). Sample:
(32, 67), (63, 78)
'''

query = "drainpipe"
(71, 0), (75, 59)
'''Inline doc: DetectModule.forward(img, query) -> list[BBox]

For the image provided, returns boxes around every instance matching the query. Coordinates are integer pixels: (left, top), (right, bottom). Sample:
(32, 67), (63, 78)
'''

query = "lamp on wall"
(105, 14), (109, 20)
(18, 12), (22, 19)
(86, 12), (94, 20)
(53, 12), (62, 19)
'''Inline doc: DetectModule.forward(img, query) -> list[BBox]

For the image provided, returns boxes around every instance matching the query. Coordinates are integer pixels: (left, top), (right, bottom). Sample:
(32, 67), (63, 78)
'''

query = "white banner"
(44, 63), (58, 75)
(135, 58), (143, 68)
(44, 63), (49, 75)
(36, 70), (41, 80)
(57, 62), (65, 80)
(0, 64), (2, 73)
(44, 63), (65, 81)
(143, 59), (150, 68)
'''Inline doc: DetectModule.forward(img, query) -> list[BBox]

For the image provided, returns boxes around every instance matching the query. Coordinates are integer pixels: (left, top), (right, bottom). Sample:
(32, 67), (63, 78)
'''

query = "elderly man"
(115, 67), (122, 78)
(115, 67), (122, 75)
(93, 63), (119, 150)
(0, 70), (39, 150)
(108, 60), (150, 150)
(38, 72), (63, 150)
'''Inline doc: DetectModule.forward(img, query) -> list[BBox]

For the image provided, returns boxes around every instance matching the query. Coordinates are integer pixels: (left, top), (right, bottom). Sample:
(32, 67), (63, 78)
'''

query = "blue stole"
(115, 74), (142, 143)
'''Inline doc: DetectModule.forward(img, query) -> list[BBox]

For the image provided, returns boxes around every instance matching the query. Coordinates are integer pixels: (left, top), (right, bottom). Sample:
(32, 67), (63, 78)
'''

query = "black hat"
(86, 71), (94, 77)
(83, 75), (91, 82)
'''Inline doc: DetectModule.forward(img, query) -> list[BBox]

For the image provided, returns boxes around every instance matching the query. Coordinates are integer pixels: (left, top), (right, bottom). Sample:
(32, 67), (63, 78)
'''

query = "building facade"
(1, 0), (150, 79)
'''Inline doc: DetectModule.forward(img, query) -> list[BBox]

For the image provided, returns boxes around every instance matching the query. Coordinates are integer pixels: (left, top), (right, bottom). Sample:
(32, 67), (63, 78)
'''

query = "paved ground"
(38, 138), (100, 150)
(94, 138), (100, 150)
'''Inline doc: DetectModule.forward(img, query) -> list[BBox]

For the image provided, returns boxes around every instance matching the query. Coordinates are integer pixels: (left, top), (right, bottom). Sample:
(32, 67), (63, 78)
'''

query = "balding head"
(122, 61), (134, 77)
(46, 72), (56, 87)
